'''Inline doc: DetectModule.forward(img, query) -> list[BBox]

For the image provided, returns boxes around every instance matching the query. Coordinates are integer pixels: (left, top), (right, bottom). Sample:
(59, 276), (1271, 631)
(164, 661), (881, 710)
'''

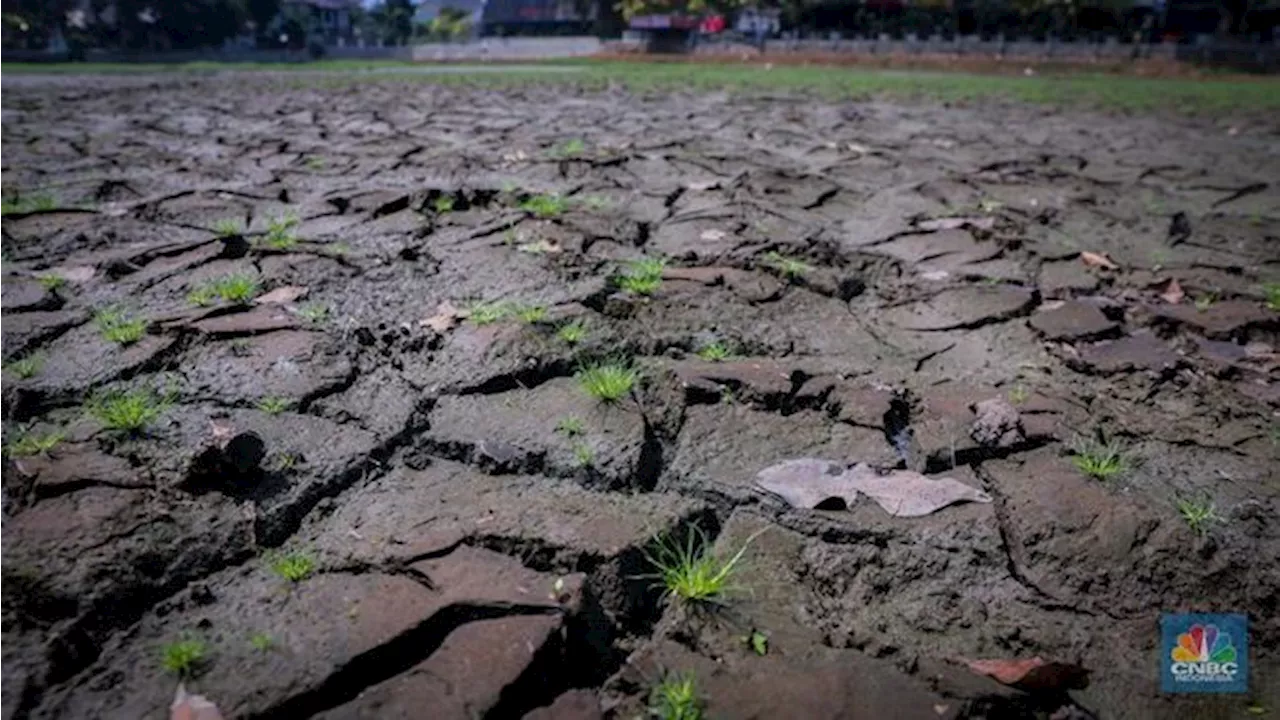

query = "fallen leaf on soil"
(918, 216), (996, 231)
(700, 229), (727, 242)
(209, 419), (236, 447)
(685, 180), (719, 191)
(255, 285), (308, 305)
(960, 657), (1089, 692)
(1079, 251), (1118, 270)
(171, 684), (224, 720)
(517, 239), (561, 255)
(49, 265), (96, 283)
(421, 300), (462, 333)
(920, 270), (950, 281)
(755, 458), (992, 517)
(1155, 278), (1184, 304)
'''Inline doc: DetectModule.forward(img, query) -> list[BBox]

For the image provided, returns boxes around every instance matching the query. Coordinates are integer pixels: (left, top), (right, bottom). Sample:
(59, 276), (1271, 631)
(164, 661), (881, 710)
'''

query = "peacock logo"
(1171, 624), (1237, 665)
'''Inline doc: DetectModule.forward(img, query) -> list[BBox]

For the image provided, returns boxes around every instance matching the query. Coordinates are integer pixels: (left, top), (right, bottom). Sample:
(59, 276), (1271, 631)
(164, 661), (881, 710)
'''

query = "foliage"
(213, 218), (242, 237)
(552, 138), (586, 158)
(269, 551), (316, 582)
(5, 428), (65, 458)
(88, 386), (171, 434)
(576, 362), (638, 403)
(615, 257), (666, 296)
(249, 632), (274, 652)
(1069, 435), (1129, 480)
(95, 307), (148, 345)
(648, 672), (703, 720)
(763, 251), (811, 279)
(262, 214), (299, 250)
(746, 629), (769, 656)
(160, 637), (207, 678)
(468, 301), (509, 325)
(433, 195), (456, 214)
(36, 273), (66, 291)
(1262, 283), (1280, 311)
(0, 193), (56, 215)
(297, 303), (329, 324)
(514, 304), (548, 324)
(644, 527), (754, 607)
(257, 396), (291, 415)
(1175, 496), (1222, 537)
(555, 416), (585, 437)
(572, 443), (594, 468)
(695, 341), (731, 362)
(520, 193), (568, 218)
(4, 354), (44, 379)
(557, 319), (587, 344)
(189, 273), (259, 306)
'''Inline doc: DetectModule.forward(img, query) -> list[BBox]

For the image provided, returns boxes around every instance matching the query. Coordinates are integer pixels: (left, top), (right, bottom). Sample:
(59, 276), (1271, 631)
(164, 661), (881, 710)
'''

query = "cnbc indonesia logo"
(1162, 614), (1248, 693)
(1170, 624), (1238, 682)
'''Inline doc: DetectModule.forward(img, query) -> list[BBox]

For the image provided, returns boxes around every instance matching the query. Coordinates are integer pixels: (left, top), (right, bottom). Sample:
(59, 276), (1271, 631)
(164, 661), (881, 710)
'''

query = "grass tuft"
(36, 273), (66, 291)
(615, 257), (666, 296)
(95, 306), (148, 346)
(257, 396), (291, 415)
(556, 319), (587, 344)
(270, 551), (316, 582)
(6, 428), (66, 458)
(1069, 435), (1130, 480)
(555, 416), (585, 437)
(520, 193), (567, 218)
(249, 632), (274, 652)
(763, 251), (811, 280)
(572, 443), (594, 468)
(262, 214), (299, 250)
(695, 340), (731, 362)
(1175, 496), (1222, 537)
(160, 637), (207, 678)
(1262, 282), (1280, 311)
(5, 354), (44, 379)
(189, 273), (259, 306)
(649, 672), (703, 720)
(552, 138), (586, 158)
(468, 301), (508, 325)
(644, 527), (756, 608)
(297, 303), (329, 324)
(1, 194), (57, 216)
(513, 304), (548, 324)
(213, 218), (242, 238)
(1194, 292), (1218, 312)
(576, 362), (638, 403)
(88, 386), (170, 434)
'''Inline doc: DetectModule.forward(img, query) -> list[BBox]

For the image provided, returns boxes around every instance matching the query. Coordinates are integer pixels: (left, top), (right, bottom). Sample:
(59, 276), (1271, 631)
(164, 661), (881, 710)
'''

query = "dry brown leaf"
(1157, 278), (1185, 304)
(255, 285), (308, 305)
(421, 300), (462, 334)
(961, 657), (1089, 692)
(171, 684), (224, 720)
(209, 420), (236, 448)
(1079, 251), (1118, 270)
(755, 459), (992, 517)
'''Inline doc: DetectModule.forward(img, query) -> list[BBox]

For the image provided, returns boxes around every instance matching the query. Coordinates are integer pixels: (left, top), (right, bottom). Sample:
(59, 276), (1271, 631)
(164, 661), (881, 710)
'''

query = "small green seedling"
(257, 397), (291, 415)
(433, 195), (456, 214)
(270, 551), (315, 582)
(191, 273), (259, 306)
(262, 215), (299, 250)
(576, 362), (638, 403)
(580, 195), (610, 210)
(1262, 283), (1280, 311)
(520, 194), (567, 219)
(88, 387), (170, 434)
(763, 251), (811, 280)
(297, 303), (328, 324)
(649, 672), (703, 720)
(555, 417), (585, 437)
(468, 302), (508, 326)
(305, 156), (325, 170)
(552, 138), (586, 158)
(746, 629), (769, 656)
(160, 637), (207, 678)
(6, 428), (65, 458)
(1194, 292), (1218, 312)
(513, 304), (547, 324)
(615, 257), (666, 296)
(572, 443), (594, 468)
(274, 452), (300, 471)
(1, 194), (57, 216)
(249, 632), (274, 652)
(1069, 435), (1130, 481)
(1008, 385), (1029, 404)
(95, 307), (147, 346)
(213, 218), (242, 237)
(36, 274), (66, 291)
(695, 341), (731, 362)
(1175, 496), (1222, 537)
(556, 320), (587, 344)
(644, 527), (757, 608)
(5, 355), (44, 379)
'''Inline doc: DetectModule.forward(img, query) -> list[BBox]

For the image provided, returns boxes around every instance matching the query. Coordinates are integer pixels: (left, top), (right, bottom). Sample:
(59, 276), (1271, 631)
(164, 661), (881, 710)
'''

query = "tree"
(370, 0), (414, 45)
(245, 0), (279, 38)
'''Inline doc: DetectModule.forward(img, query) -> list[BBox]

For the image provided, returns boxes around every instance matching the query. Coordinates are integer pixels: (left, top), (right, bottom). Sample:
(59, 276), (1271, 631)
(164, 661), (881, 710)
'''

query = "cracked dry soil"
(2, 73), (1278, 720)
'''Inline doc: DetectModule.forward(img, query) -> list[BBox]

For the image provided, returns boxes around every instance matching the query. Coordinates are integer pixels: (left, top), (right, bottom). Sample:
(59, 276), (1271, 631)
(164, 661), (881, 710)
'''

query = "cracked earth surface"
(2, 73), (1278, 719)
